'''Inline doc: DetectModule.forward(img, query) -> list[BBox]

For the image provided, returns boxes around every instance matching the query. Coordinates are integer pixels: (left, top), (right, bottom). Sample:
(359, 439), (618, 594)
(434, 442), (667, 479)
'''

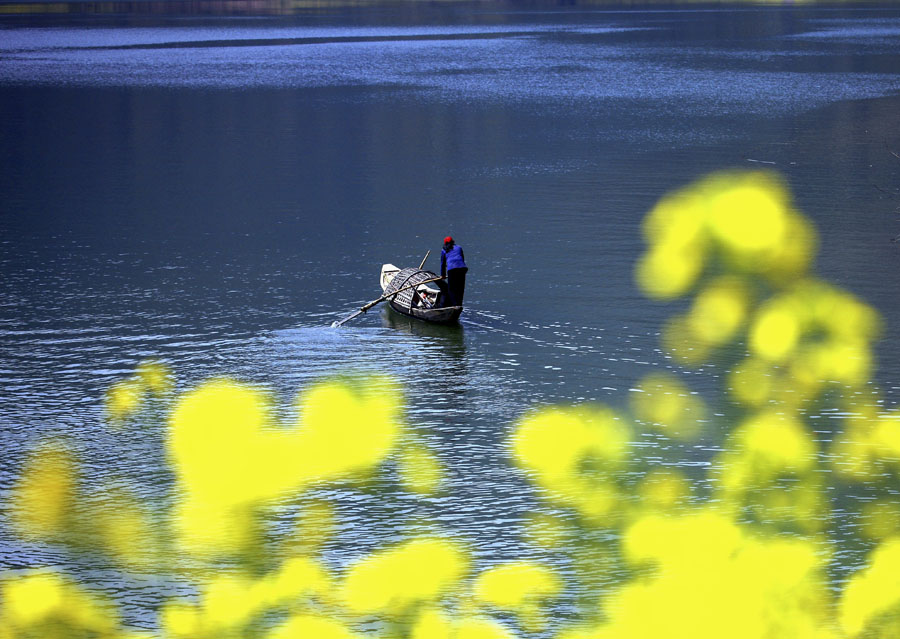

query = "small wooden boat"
(380, 264), (463, 324)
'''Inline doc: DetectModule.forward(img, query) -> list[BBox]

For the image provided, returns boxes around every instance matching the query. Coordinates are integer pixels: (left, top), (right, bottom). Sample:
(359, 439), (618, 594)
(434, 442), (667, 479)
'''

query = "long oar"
(418, 250), (430, 269)
(332, 276), (444, 327)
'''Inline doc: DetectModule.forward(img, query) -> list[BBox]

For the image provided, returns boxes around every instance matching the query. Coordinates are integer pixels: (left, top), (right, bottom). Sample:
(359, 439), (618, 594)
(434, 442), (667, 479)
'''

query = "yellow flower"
(456, 617), (515, 639)
(735, 411), (817, 478)
(1, 571), (117, 634)
(341, 538), (468, 614)
(136, 359), (174, 396)
(104, 360), (174, 423)
(398, 445), (444, 494)
(706, 172), (790, 260)
(816, 339), (872, 387)
(411, 607), (453, 639)
(631, 372), (705, 440)
(94, 489), (160, 571)
(473, 562), (561, 609)
(727, 357), (773, 406)
(295, 378), (402, 479)
(860, 501), (900, 541)
(623, 511), (741, 568)
(201, 575), (258, 630)
(840, 537), (900, 637)
(873, 412), (900, 461)
(812, 287), (880, 342)
(269, 614), (360, 639)
(1, 572), (65, 626)
(661, 315), (712, 365)
(167, 377), (401, 554)
(10, 443), (77, 540)
(610, 512), (829, 639)
(687, 276), (750, 346)
(105, 377), (144, 422)
(513, 405), (628, 481)
(763, 211), (818, 283)
(642, 186), (708, 250)
(636, 243), (705, 300)
(512, 405), (628, 521)
(750, 300), (803, 362)
(160, 601), (201, 637)
(261, 556), (331, 605)
(637, 468), (690, 511)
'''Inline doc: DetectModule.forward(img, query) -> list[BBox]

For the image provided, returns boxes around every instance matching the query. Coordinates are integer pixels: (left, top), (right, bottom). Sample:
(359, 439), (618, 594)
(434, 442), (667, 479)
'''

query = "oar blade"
(332, 309), (363, 327)
(331, 274), (443, 327)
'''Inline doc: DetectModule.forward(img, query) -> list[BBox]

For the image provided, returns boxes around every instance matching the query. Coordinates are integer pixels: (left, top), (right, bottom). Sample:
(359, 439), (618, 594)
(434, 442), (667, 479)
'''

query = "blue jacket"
(441, 245), (467, 276)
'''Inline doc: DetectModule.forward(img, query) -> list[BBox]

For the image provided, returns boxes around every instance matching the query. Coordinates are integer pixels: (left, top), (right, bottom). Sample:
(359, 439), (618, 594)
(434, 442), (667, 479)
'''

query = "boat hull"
(380, 263), (462, 325)
(387, 300), (462, 325)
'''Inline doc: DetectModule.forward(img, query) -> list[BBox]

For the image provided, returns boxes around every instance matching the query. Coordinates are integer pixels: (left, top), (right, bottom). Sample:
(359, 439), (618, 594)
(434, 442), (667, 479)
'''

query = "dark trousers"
(447, 267), (467, 306)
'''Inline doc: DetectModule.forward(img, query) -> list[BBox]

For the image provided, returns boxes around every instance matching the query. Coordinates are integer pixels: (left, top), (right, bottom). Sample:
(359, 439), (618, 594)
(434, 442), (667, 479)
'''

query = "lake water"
(2, 1), (900, 630)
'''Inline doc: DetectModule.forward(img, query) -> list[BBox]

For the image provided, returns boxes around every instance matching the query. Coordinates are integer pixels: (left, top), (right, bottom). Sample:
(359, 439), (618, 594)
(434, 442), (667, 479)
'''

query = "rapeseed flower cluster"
(4, 170), (900, 639)
(630, 372), (705, 440)
(512, 405), (628, 525)
(0, 571), (119, 638)
(105, 359), (173, 422)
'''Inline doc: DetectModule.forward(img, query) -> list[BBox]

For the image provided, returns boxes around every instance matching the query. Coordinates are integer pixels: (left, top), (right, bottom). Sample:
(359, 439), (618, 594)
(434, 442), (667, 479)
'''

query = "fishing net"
(384, 268), (442, 310)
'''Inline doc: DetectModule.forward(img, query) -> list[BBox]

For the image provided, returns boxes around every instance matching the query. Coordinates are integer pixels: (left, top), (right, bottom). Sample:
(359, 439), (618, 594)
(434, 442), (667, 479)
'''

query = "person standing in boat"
(441, 236), (468, 307)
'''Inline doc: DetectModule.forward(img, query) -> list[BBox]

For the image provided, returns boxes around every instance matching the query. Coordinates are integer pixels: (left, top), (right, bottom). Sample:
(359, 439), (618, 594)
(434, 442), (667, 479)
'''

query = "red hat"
(443, 236), (453, 244)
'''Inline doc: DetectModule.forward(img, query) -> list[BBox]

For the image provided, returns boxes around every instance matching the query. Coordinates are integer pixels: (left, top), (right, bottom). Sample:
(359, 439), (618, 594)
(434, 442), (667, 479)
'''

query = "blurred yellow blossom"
(727, 357), (774, 406)
(687, 275), (750, 346)
(341, 538), (468, 614)
(750, 299), (802, 362)
(398, 444), (444, 494)
(706, 172), (790, 260)
(105, 378), (145, 422)
(873, 412), (900, 461)
(269, 614), (360, 639)
(638, 188), (709, 300)
(160, 601), (201, 638)
(0, 571), (118, 636)
(105, 359), (175, 423)
(661, 314), (713, 365)
(411, 607), (453, 639)
(262, 556), (331, 604)
(610, 511), (830, 639)
(860, 501), (900, 541)
(167, 377), (402, 554)
(840, 537), (900, 637)
(764, 211), (818, 283)
(456, 617), (516, 639)
(93, 488), (161, 572)
(512, 405), (628, 522)
(136, 359), (174, 396)
(474, 562), (561, 609)
(642, 188), (707, 249)
(201, 574), (259, 631)
(636, 171), (816, 302)
(636, 468), (690, 512)
(1, 572), (66, 626)
(631, 372), (705, 440)
(636, 244), (704, 300)
(735, 410), (817, 479)
(10, 442), (77, 540)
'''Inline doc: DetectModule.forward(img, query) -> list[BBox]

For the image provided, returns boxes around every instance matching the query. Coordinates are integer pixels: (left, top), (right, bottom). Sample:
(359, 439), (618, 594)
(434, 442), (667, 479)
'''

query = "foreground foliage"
(4, 171), (900, 639)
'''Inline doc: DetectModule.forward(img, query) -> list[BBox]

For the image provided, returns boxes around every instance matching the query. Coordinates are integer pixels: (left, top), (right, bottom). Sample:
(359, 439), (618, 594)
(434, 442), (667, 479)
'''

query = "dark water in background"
(2, 2), (900, 626)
